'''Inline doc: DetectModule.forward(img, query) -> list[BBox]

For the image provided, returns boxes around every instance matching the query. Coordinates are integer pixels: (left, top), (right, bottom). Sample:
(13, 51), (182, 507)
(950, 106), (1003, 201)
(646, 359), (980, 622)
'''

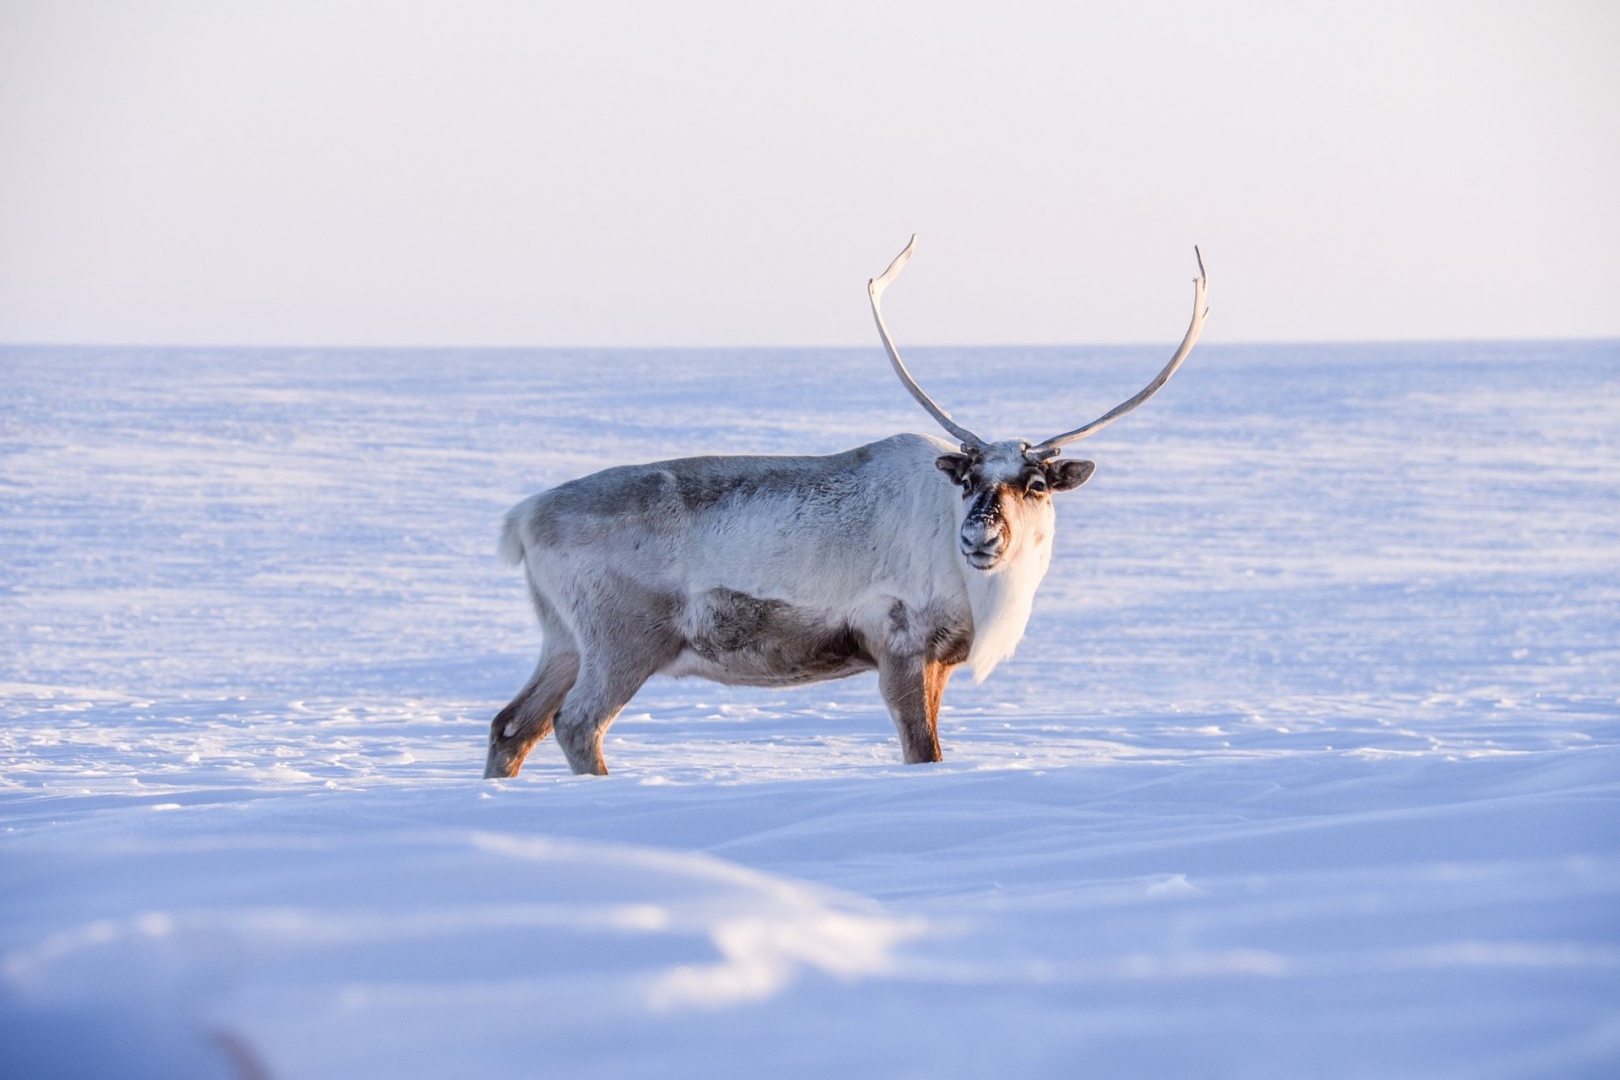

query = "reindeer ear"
(1046, 459), (1095, 492)
(935, 453), (974, 486)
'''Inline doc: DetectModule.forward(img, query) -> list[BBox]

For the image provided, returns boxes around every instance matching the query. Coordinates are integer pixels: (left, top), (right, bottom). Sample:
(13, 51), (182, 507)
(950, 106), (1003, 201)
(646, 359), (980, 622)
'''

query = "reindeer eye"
(1027, 478), (1048, 494)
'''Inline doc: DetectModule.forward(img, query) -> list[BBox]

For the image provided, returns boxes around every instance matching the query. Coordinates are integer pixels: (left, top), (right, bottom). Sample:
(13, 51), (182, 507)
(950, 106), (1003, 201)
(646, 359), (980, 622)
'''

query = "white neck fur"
(962, 503), (1055, 681)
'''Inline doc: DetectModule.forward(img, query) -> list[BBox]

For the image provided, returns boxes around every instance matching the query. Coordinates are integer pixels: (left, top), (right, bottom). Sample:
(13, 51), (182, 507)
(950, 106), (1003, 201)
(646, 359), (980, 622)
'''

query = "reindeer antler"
(1031, 247), (1208, 457)
(868, 235), (986, 451)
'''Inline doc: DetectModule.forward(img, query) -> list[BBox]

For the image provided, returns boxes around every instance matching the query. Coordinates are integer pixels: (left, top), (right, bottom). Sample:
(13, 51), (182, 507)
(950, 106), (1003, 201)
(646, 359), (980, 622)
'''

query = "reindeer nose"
(960, 523), (1005, 565)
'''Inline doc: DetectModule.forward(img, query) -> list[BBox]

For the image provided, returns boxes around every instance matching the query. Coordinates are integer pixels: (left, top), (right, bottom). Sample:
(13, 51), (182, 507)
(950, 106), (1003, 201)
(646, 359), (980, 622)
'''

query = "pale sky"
(2, 1), (1617, 346)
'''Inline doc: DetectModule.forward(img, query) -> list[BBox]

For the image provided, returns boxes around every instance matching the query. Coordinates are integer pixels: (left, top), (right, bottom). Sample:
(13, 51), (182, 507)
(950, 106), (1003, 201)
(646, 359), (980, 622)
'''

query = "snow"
(2, 341), (1618, 1078)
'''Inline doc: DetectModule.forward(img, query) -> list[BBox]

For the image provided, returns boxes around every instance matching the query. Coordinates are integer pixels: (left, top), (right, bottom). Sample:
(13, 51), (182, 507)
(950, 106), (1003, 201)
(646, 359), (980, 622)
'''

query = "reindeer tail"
(497, 499), (533, 567)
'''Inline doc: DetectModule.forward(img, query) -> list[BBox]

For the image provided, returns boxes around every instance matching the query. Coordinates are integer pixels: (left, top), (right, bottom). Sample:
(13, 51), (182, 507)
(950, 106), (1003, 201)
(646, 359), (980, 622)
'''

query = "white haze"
(1, 0), (1618, 346)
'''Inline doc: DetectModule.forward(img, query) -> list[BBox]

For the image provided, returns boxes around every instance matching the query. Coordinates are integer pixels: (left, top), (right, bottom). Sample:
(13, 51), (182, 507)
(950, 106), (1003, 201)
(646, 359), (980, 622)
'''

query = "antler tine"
(868, 235), (986, 451)
(1032, 247), (1209, 458)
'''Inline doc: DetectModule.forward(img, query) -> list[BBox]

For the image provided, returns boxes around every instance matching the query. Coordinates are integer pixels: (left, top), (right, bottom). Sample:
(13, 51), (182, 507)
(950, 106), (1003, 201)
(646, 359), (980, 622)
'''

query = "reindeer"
(486, 237), (1208, 777)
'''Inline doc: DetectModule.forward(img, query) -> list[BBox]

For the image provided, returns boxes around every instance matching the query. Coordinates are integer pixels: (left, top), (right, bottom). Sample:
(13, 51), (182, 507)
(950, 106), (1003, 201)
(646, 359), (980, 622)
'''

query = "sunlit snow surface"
(2, 342), (1617, 1078)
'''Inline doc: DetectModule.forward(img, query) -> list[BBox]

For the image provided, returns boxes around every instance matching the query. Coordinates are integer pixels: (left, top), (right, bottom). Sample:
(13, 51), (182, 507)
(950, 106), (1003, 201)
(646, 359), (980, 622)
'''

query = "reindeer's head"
(934, 440), (1093, 569)
(868, 235), (1208, 574)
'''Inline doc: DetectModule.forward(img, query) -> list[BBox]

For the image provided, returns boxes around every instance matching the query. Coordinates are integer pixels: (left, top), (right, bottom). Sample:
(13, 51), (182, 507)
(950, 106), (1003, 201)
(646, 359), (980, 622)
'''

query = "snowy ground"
(2, 341), (1617, 1078)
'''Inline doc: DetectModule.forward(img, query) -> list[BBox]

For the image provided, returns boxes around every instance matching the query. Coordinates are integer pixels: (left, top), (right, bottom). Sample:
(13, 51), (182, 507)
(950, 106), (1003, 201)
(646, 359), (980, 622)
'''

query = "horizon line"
(2, 335), (1617, 353)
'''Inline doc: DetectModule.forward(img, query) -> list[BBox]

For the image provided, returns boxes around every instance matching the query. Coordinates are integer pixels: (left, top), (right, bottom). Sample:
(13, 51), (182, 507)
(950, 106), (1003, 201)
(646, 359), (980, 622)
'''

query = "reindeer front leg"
(878, 652), (945, 764)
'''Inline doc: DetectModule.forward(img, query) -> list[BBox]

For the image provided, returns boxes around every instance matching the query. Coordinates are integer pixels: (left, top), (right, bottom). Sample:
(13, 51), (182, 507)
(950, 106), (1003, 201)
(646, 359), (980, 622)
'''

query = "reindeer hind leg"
(485, 603), (581, 778)
(484, 647), (579, 778)
(551, 602), (684, 776)
(550, 649), (670, 777)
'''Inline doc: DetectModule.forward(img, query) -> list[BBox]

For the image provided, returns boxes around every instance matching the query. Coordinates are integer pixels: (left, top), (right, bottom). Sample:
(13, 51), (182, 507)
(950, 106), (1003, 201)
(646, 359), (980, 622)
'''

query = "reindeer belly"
(660, 587), (877, 687)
